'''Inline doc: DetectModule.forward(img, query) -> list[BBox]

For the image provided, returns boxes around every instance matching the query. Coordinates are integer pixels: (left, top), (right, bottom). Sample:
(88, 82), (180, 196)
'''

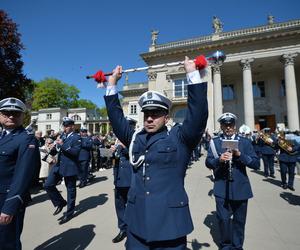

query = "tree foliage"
(31, 77), (103, 112)
(32, 78), (80, 110)
(0, 10), (33, 101)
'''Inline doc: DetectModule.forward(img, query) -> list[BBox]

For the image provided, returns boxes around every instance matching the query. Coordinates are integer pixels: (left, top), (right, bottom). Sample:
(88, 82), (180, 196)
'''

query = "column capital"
(147, 72), (157, 81)
(280, 53), (298, 66)
(211, 64), (221, 74)
(240, 58), (254, 70)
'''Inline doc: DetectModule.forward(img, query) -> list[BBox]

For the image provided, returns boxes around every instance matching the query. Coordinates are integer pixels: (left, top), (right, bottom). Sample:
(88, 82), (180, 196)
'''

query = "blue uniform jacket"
(277, 143), (300, 163)
(205, 135), (259, 200)
(113, 145), (132, 187)
(258, 135), (277, 155)
(0, 127), (40, 215)
(78, 136), (93, 161)
(104, 83), (208, 242)
(54, 132), (81, 177)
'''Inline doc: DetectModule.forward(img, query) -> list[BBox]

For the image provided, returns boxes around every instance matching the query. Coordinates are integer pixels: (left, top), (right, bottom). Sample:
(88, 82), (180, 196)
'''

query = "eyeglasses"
(0, 111), (23, 117)
(144, 110), (168, 119)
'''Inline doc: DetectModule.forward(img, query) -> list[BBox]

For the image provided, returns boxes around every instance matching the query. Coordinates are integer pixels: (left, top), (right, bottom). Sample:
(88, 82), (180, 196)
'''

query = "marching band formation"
(1, 55), (300, 250)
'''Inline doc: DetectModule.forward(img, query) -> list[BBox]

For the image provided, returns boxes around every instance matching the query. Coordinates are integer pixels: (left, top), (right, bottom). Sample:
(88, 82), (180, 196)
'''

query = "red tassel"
(93, 70), (107, 83)
(194, 55), (208, 70)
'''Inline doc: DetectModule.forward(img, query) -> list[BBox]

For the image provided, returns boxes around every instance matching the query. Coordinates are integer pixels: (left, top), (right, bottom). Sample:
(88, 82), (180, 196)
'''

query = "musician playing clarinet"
(205, 113), (259, 250)
(100, 56), (208, 250)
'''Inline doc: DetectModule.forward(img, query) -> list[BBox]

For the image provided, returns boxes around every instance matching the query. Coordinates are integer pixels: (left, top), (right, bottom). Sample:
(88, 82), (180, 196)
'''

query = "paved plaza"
(22, 157), (300, 250)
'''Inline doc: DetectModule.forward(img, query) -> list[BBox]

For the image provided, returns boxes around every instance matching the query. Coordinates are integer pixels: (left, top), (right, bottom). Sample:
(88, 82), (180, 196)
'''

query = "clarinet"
(227, 149), (233, 182)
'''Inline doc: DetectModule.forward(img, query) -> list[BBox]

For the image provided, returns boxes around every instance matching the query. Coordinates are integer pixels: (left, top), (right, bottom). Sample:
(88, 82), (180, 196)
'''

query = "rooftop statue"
(213, 16), (223, 33)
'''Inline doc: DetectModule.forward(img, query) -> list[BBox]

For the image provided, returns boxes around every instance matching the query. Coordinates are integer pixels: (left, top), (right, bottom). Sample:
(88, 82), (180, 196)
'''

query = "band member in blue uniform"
(0, 97), (40, 250)
(78, 128), (93, 188)
(277, 132), (300, 191)
(112, 118), (136, 244)
(101, 56), (208, 250)
(258, 128), (277, 178)
(44, 117), (81, 224)
(206, 113), (259, 250)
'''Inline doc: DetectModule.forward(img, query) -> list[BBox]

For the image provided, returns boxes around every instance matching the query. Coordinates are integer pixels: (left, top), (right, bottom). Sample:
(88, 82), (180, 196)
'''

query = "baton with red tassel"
(86, 50), (226, 84)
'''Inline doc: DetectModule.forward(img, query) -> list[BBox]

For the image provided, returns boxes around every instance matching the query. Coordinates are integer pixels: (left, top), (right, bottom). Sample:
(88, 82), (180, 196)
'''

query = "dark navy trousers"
(44, 168), (77, 217)
(261, 154), (275, 176)
(279, 161), (296, 187)
(114, 187), (129, 232)
(215, 196), (248, 250)
(125, 230), (187, 250)
(79, 160), (89, 185)
(0, 194), (25, 250)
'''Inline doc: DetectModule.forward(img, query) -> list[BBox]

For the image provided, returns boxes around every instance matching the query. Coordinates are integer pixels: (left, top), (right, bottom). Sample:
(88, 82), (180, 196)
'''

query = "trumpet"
(257, 131), (275, 147)
(277, 133), (297, 155)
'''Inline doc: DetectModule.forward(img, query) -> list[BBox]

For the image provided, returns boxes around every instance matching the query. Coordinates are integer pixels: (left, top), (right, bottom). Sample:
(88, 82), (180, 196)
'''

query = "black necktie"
(0, 130), (7, 140)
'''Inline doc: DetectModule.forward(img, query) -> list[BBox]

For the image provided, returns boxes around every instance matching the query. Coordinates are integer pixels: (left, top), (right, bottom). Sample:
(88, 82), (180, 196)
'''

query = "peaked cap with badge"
(0, 97), (26, 112)
(217, 112), (237, 124)
(138, 91), (172, 112)
(62, 117), (75, 126)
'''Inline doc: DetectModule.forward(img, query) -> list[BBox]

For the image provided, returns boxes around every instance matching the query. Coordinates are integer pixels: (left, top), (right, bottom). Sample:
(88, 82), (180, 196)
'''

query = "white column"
(212, 64), (223, 129)
(240, 58), (255, 131)
(281, 53), (299, 131)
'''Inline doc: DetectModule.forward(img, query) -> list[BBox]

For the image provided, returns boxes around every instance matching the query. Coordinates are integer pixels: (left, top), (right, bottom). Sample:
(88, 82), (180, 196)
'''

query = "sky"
(1, 0), (300, 108)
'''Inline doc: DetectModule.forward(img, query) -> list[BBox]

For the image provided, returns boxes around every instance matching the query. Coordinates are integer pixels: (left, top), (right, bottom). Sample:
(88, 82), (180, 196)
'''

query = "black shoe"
(53, 201), (67, 215)
(59, 214), (74, 225)
(288, 186), (295, 191)
(270, 174), (276, 178)
(78, 182), (86, 188)
(112, 231), (127, 243)
(282, 184), (288, 189)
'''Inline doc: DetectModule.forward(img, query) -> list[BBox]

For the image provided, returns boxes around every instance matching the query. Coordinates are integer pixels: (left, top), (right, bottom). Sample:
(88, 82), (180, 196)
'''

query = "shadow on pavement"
(205, 175), (214, 183)
(28, 192), (49, 207)
(262, 178), (282, 188)
(250, 169), (265, 177)
(280, 192), (300, 206)
(88, 176), (108, 185)
(203, 211), (220, 249)
(186, 239), (210, 250)
(208, 189), (214, 198)
(73, 193), (108, 217)
(34, 224), (95, 249)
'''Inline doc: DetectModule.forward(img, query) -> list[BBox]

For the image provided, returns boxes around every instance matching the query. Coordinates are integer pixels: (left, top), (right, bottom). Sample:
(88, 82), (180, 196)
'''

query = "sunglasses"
(0, 111), (23, 117)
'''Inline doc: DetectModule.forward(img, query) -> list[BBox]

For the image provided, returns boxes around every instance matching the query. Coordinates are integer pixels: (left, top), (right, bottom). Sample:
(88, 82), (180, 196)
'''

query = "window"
(222, 84), (235, 100)
(173, 78), (188, 98)
(46, 125), (51, 130)
(174, 108), (187, 124)
(129, 104), (137, 115)
(46, 114), (52, 120)
(72, 115), (81, 121)
(252, 81), (265, 98)
(280, 80), (286, 97)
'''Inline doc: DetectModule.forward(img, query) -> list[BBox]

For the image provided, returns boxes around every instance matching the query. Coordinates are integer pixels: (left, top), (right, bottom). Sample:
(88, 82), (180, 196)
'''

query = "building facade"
(31, 107), (110, 136)
(121, 17), (300, 133)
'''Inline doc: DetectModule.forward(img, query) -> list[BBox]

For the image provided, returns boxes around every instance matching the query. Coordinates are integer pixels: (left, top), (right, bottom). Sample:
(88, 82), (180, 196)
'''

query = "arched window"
(173, 108), (187, 124)
(71, 114), (81, 121)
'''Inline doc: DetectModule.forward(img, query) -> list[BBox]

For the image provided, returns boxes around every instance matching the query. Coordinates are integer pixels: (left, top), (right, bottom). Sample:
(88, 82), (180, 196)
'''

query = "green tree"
(97, 107), (107, 118)
(32, 78), (80, 110)
(0, 10), (33, 101)
(73, 99), (97, 109)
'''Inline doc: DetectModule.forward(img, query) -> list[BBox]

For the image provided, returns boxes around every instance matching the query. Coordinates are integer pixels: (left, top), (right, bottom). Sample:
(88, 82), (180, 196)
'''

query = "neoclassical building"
(31, 107), (110, 136)
(121, 17), (300, 133)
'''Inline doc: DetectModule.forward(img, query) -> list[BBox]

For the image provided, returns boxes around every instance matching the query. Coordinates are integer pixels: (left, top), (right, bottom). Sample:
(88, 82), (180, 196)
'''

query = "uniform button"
(146, 177), (150, 181)
(145, 150), (148, 153)
(146, 191), (150, 195)
(146, 163), (149, 166)
(180, 201), (184, 206)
